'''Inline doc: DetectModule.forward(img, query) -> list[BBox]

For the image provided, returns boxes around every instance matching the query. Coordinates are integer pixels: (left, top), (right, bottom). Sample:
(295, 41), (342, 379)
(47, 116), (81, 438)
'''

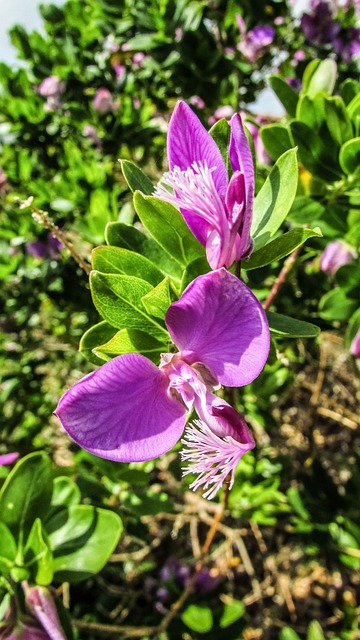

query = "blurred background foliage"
(0, 0), (359, 638)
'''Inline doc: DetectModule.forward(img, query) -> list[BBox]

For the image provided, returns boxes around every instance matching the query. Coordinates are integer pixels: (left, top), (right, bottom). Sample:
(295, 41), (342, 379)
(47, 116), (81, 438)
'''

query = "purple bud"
(319, 240), (357, 275)
(25, 586), (67, 640)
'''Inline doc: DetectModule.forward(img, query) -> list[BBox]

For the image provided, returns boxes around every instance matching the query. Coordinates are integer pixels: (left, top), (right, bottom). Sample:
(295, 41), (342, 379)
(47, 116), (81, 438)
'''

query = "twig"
(73, 620), (157, 637)
(18, 198), (91, 275)
(263, 244), (303, 311)
(154, 481), (231, 637)
(316, 407), (359, 430)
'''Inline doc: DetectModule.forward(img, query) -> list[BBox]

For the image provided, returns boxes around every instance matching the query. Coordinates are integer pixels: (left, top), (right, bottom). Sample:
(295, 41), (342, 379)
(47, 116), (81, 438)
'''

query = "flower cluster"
(236, 15), (275, 63)
(38, 76), (65, 112)
(56, 102), (270, 498)
(300, 0), (360, 62)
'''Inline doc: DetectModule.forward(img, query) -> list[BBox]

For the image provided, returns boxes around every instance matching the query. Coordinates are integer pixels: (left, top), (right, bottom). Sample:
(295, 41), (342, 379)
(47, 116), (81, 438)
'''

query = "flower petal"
(55, 354), (186, 462)
(229, 114), (254, 257)
(167, 101), (228, 196)
(0, 452), (19, 466)
(166, 268), (270, 386)
(26, 587), (66, 640)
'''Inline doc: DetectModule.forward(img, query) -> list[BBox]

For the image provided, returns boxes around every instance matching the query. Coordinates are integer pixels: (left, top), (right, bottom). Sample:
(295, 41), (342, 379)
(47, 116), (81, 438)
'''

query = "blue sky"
(0, 0), (63, 64)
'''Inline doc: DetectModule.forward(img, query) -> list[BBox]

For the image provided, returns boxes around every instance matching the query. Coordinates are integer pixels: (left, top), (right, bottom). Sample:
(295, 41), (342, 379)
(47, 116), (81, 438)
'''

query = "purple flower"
(154, 101), (254, 270)
(333, 28), (360, 62)
(300, 2), (340, 45)
(350, 329), (360, 359)
(2, 587), (66, 640)
(236, 16), (274, 63)
(0, 452), (19, 466)
(55, 269), (269, 498)
(92, 88), (118, 114)
(26, 234), (62, 260)
(319, 240), (357, 275)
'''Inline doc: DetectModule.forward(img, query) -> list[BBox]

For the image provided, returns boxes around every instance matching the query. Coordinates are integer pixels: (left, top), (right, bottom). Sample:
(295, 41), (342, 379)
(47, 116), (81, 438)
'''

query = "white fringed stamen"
(180, 419), (248, 500)
(154, 161), (226, 229)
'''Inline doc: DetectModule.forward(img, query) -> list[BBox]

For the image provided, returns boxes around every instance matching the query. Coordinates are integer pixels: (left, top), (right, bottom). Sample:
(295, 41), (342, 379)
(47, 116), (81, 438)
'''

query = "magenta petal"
(167, 101), (228, 196)
(0, 452), (19, 466)
(166, 269), (270, 386)
(55, 354), (186, 462)
(226, 170), (252, 259)
(229, 114), (254, 257)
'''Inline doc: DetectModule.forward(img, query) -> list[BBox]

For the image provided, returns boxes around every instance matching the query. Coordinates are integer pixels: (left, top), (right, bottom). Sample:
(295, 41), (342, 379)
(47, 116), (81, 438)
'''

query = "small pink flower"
(350, 329), (360, 359)
(0, 167), (9, 195)
(112, 63), (126, 82)
(93, 88), (118, 114)
(319, 240), (357, 275)
(83, 124), (102, 148)
(38, 76), (65, 98)
(0, 452), (19, 466)
(188, 95), (205, 109)
(208, 105), (234, 125)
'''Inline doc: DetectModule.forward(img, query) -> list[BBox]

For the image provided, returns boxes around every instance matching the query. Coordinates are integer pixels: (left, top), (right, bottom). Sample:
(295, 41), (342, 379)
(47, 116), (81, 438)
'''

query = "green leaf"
(219, 599), (245, 628)
(119, 159), (154, 195)
(209, 118), (231, 176)
(267, 312), (320, 338)
(105, 222), (183, 282)
(319, 288), (358, 321)
(24, 518), (53, 585)
(339, 137), (360, 175)
(141, 277), (174, 319)
(51, 477), (81, 508)
(90, 272), (169, 339)
(79, 321), (118, 365)
(0, 522), (17, 573)
(94, 328), (165, 363)
(288, 196), (325, 225)
(180, 256), (210, 292)
(134, 192), (204, 266)
(280, 628), (301, 640)
(92, 246), (164, 286)
(181, 604), (213, 633)
(260, 124), (294, 161)
(302, 58), (337, 98)
(270, 74), (299, 117)
(47, 505), (123, 582)
(290, 121), (342, 182)
(308, 620), (326, 640)
(324, 96), (353, 147)
(0, 452), (52, 538)
(245, 227), (321, 270)
(251, 148), (298, 250)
